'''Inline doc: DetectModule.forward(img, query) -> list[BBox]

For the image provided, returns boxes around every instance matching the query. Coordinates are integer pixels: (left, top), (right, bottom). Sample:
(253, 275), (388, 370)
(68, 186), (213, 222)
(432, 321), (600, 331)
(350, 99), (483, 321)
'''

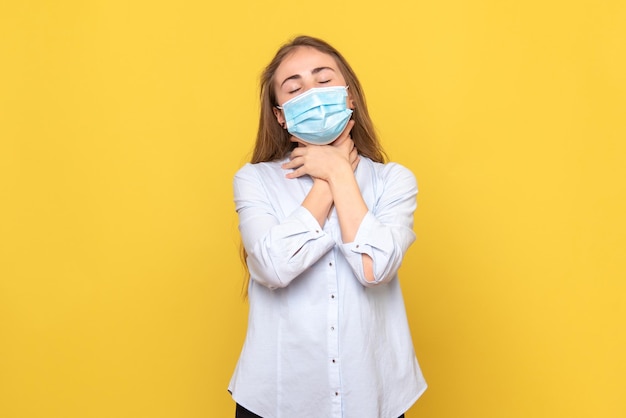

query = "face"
(272, 46), (353, 126)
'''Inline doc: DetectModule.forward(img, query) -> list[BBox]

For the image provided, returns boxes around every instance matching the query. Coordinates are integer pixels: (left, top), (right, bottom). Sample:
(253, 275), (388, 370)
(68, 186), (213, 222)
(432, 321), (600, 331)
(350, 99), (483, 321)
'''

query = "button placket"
(326, 247), (341, 416)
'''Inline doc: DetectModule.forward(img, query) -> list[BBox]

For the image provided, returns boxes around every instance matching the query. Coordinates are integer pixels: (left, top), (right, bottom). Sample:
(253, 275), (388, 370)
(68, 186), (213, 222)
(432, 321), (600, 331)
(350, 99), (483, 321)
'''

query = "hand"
(282, 120), (358, 180)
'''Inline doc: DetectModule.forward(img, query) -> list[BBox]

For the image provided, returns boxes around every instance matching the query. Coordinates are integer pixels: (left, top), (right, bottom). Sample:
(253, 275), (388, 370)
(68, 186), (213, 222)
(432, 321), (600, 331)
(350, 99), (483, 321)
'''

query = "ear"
(347, 91), (356, 110)
(273, 107), (286, 128)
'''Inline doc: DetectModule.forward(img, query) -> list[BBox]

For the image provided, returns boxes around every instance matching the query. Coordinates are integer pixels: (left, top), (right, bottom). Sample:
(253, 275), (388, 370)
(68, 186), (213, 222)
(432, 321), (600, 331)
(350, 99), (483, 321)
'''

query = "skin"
(272, 46), (375, 283)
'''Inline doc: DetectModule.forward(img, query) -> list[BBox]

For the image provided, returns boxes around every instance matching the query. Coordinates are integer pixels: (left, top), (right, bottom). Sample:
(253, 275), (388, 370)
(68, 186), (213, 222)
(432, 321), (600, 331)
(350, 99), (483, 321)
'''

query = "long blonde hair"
(241, 35), (387, 296)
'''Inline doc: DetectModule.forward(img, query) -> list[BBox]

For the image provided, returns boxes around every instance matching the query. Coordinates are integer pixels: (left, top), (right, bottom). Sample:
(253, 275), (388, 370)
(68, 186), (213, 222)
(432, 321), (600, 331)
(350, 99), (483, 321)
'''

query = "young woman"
(229, 36), (427, 418)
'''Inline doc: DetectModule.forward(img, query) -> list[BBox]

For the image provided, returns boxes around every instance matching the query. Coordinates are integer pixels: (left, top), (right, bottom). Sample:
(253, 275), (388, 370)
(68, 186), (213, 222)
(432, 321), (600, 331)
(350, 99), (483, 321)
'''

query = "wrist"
(327, 161), (354, 186)
(312, 177), (332, 195)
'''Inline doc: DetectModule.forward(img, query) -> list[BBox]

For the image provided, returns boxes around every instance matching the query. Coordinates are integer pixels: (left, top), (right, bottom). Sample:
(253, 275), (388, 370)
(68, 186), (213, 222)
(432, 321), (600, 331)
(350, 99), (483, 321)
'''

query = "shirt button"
(331, 294), (335, 299)
(332, 359), (336, 363)
(330, 326), (335, 331)
(315, 230), (319, 233)
(335, 392), (339, 396)
(329, 262), (333, 267)
(356, 244), (360, 248)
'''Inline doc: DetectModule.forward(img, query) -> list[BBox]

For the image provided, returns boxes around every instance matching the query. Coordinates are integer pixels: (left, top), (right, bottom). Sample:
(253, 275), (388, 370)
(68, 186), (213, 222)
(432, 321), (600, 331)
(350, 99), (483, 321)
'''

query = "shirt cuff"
(292, 205), (326, 236)
(341, 211), (376, 253)
(338, 212), (387, 286)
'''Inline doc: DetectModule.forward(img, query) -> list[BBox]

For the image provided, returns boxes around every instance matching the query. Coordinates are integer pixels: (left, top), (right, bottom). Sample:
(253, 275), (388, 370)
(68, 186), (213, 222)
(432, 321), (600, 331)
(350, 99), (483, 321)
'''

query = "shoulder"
(234, 159), (287, 182)
(360, 157), (417, 190)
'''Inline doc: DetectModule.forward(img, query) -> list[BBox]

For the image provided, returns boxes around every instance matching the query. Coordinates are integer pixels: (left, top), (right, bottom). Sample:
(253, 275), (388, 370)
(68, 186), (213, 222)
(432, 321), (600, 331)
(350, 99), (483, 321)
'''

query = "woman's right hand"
(282, 120), (358, 181)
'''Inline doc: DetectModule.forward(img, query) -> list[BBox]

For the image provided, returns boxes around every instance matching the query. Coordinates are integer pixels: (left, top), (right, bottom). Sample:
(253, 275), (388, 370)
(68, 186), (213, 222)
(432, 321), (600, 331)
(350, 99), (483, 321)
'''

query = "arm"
(284, 142), (417, 287)
(325, 159), (375, 283)
(234, 165), (336, 289)
(337, 163), (417, 287)
(282, 121), (378, 283)
(301, 178), (334, 228)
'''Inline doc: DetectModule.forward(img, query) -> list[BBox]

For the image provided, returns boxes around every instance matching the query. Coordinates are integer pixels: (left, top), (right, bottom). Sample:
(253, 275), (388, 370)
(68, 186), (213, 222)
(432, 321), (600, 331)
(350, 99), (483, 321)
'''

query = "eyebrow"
(280, 66), (336, 88)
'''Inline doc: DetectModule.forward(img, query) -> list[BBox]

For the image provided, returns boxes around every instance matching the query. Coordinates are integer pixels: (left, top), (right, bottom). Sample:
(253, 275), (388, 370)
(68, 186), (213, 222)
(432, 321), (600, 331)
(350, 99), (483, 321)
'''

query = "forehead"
(274, 47), (340, 83)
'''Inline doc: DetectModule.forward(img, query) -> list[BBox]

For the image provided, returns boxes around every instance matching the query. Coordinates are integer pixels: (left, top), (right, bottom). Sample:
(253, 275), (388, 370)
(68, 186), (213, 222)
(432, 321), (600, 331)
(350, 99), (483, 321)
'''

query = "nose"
(299, 78), (316, 94)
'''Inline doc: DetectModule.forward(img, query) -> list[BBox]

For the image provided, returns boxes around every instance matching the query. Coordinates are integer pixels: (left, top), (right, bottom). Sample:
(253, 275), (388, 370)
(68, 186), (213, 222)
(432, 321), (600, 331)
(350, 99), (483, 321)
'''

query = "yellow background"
(1, 1), (624, 417)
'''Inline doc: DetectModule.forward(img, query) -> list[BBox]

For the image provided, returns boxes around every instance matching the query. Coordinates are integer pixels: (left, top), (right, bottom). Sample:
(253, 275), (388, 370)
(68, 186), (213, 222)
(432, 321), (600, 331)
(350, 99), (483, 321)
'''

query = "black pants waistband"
(236, 403), (405, 418)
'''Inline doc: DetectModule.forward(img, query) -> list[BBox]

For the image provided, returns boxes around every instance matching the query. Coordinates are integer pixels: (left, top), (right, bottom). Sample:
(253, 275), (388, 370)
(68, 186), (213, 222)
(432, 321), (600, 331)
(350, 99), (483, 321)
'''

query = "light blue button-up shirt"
(229, 156), (427, 418)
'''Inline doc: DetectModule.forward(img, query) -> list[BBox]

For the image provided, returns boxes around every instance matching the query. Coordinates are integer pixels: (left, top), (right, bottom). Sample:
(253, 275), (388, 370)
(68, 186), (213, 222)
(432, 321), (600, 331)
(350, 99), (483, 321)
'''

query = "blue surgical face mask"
(277, 85), (352, 145)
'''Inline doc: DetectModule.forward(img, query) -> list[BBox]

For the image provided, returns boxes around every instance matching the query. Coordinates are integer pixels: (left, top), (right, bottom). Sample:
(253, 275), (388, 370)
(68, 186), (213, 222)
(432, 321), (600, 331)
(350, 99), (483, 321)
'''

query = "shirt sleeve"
(337, 163), (417, 287)
(234, 165), (336, 289)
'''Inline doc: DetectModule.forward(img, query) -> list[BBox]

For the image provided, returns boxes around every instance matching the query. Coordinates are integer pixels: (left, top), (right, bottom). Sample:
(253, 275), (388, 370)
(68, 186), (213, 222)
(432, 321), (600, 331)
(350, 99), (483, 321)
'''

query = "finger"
(282, 157), (303, 170)
(288, 147), (306, 160)
(285, 167), (306, 179)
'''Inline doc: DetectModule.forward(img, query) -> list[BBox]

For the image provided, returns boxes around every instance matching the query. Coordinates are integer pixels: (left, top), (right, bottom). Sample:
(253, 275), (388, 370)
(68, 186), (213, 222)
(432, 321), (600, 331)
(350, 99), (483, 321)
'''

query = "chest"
(262, 162), (381, 220)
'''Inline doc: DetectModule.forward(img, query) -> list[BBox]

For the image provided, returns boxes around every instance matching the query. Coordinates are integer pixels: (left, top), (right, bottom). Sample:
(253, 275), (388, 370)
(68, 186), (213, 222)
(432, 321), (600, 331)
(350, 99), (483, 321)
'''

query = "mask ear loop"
(273, 101), (286, 128)
(345, 85), (355, 109)
(275, 109), (286, 128)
